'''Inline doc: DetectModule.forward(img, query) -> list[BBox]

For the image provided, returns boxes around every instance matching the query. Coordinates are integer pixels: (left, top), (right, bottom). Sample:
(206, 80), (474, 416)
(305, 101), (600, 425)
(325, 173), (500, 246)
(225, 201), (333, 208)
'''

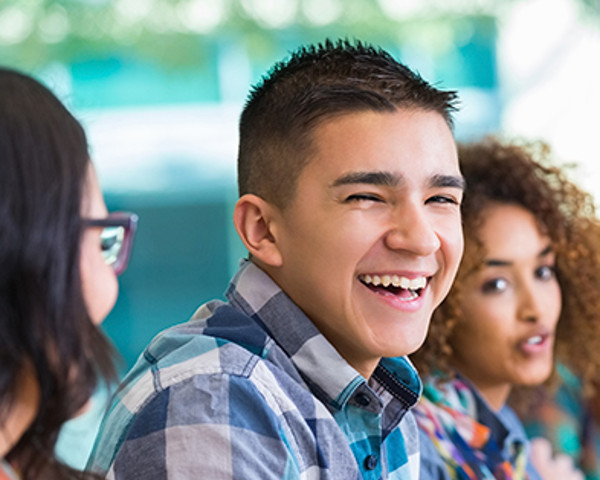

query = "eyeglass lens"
(100, 226), (126, 266)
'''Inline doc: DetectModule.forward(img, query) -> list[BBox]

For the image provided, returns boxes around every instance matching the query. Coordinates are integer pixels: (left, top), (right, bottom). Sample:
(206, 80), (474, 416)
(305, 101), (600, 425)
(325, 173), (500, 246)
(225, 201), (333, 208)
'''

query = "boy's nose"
(384, 203), (440, 256)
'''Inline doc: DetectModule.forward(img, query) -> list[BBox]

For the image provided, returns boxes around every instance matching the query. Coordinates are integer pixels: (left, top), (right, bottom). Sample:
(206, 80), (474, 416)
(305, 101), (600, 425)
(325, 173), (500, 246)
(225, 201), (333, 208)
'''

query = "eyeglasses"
(83, 212), (138, 276)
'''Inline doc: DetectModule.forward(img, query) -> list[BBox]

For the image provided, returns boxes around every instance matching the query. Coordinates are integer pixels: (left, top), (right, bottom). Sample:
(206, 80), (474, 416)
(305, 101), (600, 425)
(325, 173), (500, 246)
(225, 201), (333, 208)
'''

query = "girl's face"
(449, 203), (562, 410)
(80, 163), (119, 324)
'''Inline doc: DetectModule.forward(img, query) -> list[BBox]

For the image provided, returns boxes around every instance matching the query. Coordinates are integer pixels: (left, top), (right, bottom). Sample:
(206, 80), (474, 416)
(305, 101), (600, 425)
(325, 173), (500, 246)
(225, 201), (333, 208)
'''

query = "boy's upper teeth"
(526, 335), (543, 345)
(361, 274), (426, 290)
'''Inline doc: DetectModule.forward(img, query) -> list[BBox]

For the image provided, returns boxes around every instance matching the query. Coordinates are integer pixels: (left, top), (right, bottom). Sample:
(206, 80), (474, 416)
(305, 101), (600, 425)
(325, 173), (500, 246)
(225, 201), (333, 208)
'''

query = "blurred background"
(1, 0), (599, 465)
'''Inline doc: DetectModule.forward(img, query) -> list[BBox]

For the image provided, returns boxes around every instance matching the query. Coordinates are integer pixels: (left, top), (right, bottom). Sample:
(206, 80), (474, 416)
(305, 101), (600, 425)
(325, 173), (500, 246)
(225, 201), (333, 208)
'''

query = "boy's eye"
(481, 277), (508, 294)
(345, 193), (383, 203)
(426, 195), (459, 205)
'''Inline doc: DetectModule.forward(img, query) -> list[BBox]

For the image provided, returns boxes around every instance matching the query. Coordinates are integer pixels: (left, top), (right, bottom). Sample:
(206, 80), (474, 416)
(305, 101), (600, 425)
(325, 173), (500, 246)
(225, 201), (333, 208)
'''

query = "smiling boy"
(90, 39), (464, 479)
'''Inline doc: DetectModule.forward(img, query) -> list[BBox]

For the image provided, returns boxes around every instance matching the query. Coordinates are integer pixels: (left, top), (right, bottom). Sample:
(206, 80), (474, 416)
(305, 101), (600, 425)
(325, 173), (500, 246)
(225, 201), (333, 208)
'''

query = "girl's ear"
(233, 194), (283, 267)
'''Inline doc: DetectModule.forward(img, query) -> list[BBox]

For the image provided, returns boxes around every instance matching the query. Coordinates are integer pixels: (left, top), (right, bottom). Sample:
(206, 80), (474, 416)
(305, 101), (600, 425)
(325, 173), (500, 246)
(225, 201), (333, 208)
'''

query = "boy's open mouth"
(358, 274), (428, 300)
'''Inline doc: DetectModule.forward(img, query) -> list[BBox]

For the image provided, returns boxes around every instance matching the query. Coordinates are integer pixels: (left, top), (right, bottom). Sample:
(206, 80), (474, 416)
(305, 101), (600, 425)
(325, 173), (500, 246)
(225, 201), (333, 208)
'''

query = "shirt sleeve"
(107, 373), (301, 480)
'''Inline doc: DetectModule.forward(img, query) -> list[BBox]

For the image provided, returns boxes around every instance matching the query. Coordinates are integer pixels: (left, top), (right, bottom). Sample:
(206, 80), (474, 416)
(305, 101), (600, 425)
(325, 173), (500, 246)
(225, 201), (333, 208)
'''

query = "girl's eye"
(481, 277), (508, 294)
(345, 193), (383, 203)
(536, 265), (556, 281)
(426, 195), (459, 205)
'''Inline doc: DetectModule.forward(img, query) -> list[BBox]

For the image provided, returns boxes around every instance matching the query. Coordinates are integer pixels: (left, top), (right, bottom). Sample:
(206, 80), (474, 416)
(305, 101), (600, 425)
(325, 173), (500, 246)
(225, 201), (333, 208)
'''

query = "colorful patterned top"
(414, 376), (541, 480)
(88, 259), (422, 479)
(520, 363), (600, 480)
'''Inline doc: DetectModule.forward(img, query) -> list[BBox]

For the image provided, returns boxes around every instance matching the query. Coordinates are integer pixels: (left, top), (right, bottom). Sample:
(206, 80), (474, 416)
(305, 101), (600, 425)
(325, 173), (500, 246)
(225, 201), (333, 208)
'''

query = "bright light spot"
(114, 0), (155, 24)
(177, 0), (225, 33)
(82, 104), (240, 193)
(437, 0), (499, 15)
(378, 0), (424, 19)
(498, 0), (574, 82)
(499, 0), (600, 203)
(0, 6), (33, 45)
(302, 0), (342, 26)
(241, 0), (297, 29)
(379, 0), (500, 17)
(38, 5), (70, 44)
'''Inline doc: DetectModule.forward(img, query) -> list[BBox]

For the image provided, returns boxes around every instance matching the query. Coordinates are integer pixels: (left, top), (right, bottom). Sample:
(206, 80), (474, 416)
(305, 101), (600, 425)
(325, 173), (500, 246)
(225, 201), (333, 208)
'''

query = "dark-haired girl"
(0, 67), (137, 479)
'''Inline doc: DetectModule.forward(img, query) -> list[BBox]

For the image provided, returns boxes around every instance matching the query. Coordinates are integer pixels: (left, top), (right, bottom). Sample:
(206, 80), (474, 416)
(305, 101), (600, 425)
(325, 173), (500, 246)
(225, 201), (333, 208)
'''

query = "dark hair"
(238, 38), (459, 208)
(0, 67), (115, 478)
(412, 136), (600, 398)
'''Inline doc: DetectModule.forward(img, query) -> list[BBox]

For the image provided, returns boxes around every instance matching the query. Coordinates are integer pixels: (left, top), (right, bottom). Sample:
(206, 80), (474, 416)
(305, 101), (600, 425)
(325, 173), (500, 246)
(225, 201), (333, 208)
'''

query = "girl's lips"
(518, 330), (553, 355)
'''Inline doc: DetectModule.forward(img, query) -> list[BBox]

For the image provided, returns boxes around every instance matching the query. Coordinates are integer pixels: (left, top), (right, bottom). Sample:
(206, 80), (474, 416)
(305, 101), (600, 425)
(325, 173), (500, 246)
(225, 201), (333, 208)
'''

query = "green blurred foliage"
(1, 0), (597, 73)
(0, 0), (518, 70)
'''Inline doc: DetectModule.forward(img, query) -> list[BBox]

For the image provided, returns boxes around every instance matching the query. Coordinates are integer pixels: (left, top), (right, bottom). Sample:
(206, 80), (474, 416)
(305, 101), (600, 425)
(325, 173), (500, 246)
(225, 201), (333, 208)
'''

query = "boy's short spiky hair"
(237, 38), (459, 208)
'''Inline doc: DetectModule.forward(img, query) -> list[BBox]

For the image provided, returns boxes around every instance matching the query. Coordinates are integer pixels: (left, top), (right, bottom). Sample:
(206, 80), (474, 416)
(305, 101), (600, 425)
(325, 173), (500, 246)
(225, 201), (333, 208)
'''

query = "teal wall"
(102, 186), (245, 369)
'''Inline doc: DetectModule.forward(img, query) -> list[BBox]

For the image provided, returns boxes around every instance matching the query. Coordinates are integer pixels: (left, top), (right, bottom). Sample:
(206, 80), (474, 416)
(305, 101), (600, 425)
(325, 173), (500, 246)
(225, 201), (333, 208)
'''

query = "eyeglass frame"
(83, 212), (139, 276)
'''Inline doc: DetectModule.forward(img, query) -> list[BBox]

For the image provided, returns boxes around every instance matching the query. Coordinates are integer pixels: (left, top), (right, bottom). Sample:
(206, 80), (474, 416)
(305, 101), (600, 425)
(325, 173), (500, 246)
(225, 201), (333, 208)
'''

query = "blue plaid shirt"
(89, 260), (422, 479)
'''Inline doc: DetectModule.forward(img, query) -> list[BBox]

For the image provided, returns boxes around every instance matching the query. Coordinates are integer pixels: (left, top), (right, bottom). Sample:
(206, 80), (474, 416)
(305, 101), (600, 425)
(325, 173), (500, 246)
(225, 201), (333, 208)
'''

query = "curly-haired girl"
(411, 136), (600, 480)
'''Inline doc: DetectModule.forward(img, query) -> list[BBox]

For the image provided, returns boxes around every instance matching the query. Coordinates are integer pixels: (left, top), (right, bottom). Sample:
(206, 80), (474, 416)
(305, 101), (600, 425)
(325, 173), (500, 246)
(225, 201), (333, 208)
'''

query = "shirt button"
(355, 392), (371, 407)
(364, 454), (378, 470)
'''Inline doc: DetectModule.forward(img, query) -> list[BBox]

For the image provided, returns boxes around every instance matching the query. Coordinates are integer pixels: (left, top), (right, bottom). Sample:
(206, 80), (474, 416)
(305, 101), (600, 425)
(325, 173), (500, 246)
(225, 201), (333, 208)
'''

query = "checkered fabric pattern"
(88, 259), (422, 479)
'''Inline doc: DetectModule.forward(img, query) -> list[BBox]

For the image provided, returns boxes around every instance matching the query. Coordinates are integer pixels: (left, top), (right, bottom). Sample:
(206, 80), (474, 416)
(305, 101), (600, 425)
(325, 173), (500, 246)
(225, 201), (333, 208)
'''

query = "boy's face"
(268, 109), (464, 378)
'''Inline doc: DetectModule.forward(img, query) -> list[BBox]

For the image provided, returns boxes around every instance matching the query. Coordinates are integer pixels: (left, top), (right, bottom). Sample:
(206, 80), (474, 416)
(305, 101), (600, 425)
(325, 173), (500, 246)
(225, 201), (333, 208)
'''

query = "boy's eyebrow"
(430, 174), (466, 191)
(331, 171), (466, 190)
(331, 171), (400, 187)
(485, 244), (554, 267)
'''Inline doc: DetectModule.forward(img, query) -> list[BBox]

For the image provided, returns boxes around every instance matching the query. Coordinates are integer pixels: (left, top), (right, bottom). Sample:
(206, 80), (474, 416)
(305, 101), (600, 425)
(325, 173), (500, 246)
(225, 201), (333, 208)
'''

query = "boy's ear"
(233, 194), (283, 267)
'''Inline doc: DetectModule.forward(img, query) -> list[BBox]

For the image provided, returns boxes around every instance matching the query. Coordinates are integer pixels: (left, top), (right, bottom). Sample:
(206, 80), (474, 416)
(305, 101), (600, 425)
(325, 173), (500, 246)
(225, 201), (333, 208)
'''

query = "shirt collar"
(455, 374), (528, 448)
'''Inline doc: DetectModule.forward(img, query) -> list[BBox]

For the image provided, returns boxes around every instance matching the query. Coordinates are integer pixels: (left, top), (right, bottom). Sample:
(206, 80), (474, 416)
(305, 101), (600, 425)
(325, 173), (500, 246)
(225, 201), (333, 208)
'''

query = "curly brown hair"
(411, 136), (600, 398)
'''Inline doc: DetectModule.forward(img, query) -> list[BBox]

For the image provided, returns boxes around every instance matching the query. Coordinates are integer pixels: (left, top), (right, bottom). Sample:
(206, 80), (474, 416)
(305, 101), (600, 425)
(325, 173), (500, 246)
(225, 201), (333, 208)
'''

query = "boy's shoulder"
(111, 299), (286, 414)
(88, 299), (351, 477)
(146, 300), (273, 374)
